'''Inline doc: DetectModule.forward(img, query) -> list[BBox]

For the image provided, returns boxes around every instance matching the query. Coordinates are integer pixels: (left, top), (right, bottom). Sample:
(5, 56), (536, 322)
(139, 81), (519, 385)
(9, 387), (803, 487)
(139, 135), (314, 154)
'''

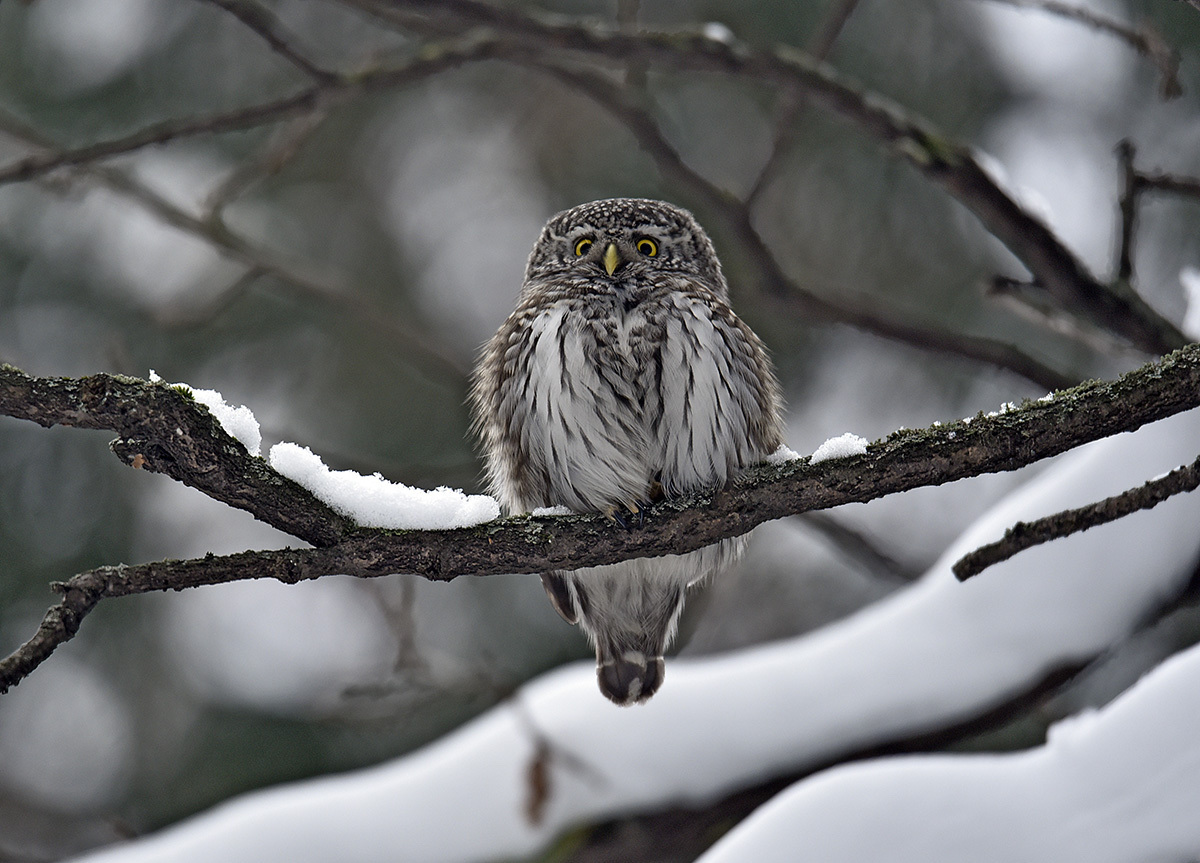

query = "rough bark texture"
(0, 365), (355, 546)
(3, 343), (1200, 692)
(953, 453), (1200, 579)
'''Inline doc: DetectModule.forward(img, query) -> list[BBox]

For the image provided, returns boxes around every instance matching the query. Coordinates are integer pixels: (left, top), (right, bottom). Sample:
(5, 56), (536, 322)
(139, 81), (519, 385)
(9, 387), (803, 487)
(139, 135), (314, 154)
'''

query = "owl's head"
(524, 198), (727, 295)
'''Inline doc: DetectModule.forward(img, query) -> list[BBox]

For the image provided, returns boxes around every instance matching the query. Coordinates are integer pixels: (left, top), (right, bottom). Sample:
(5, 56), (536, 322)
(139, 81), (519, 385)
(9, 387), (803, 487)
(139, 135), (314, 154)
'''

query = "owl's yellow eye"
(636, 238), (658, 257)
(574, 239), (593, 257)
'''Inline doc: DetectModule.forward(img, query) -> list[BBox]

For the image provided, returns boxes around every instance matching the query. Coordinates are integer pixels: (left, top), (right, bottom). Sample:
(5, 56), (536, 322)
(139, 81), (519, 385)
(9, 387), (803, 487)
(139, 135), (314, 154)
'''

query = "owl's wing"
(539, 572), (578, 623)
(652, 292), (783, 493)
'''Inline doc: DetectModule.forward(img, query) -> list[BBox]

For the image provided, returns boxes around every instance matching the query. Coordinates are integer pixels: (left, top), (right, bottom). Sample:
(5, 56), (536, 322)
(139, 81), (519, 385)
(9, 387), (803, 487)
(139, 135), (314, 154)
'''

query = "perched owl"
(470, 198), (783, 705)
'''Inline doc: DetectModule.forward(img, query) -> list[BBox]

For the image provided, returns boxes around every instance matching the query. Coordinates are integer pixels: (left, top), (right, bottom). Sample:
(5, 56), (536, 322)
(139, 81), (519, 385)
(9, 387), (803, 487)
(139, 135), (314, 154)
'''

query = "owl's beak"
(603, 243), (621, 276)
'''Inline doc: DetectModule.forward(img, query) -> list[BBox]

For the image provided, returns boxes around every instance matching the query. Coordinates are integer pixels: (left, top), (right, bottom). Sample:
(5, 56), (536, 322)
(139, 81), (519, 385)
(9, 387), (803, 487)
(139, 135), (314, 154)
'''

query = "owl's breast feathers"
(472, 279), (782, 515)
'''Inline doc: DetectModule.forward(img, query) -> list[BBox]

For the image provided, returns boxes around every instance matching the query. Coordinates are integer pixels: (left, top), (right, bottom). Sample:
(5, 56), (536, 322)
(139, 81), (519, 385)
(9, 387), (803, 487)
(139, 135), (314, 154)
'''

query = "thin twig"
(615, 0), (646, 89)
(953, 454), (1200, 581)
(1115, 139), (1138, 284)
(798, 512), (919, 583)
(4, 343), (1200, 691)
(1136, 169), (1200, 198)
(979, 0), (1182, 98)
(746, 0), (861, 206)
(0, 106), (469, 380)
(198, 0), (341, 82)
(0, 88), (323, 185)
(988, 276), (1131, 357)
(0, 33), (504, 186)
(203, 110), (330, 219)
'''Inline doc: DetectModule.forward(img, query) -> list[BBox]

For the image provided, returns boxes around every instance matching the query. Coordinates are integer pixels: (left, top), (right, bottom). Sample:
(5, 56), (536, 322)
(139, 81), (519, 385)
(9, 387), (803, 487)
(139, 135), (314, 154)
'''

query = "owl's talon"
(622, 500), (648, 530)
(603, 506), (630, 529)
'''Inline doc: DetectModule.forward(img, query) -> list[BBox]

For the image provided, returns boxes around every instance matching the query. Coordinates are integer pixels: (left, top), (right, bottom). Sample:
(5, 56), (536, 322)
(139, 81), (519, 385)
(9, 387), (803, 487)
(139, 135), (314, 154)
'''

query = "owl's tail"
(555, 560), (695, 705)
(596, 647), (666, 705)
(589, 581), (685, 705)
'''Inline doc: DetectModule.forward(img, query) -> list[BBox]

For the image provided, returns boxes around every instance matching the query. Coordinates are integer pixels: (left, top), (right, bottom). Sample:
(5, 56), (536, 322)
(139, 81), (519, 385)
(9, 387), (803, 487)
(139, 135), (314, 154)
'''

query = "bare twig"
(202, 110), (330, 218)
(0, 107), (468, 379)
(953, 454), (1200, 580)
(0, 88), (324, 185)
(4, 343), (1200, 691)
(988, 276), (1130, 357)
(615, 0), (646, 89)
(1115, 139), (1138, 284)
(1136, 169), (1200, 198)
(0, 34), (505, 186)
(198, 0), (341, 82)
(798, 512), (919, 583)
(979, 0), (1182, 98)
(1112, 142), (1200, 285)
(746, 0), (861, 206)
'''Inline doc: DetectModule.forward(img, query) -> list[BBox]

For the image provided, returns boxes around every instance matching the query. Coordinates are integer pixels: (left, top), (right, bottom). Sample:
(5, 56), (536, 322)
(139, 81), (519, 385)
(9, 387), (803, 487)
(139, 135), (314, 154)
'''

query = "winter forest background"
(2, 1), (1200, 861)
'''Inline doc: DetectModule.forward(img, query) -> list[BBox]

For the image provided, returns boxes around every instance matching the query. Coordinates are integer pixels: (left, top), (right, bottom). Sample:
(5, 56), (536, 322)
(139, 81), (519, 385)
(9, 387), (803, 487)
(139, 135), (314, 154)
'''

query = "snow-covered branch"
(3, 343), (1200, 693)
(0, 364), (356, 547)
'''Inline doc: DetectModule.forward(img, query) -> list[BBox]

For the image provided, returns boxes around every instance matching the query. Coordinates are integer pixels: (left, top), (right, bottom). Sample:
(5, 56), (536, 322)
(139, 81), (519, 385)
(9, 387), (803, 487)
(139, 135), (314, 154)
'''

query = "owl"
(470, 198), (783, 705)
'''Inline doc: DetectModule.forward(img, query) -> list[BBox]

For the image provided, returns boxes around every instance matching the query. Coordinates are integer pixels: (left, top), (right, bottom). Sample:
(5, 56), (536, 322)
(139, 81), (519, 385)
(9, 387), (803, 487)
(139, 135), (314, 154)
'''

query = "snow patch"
(699, 643), (1200, 863)
(766, 444), (801, 464)
(150, 371), (261, 457)
(268, 442), (499, 530)
(810, 433), (869, 464)
(702, 21), (735, 43)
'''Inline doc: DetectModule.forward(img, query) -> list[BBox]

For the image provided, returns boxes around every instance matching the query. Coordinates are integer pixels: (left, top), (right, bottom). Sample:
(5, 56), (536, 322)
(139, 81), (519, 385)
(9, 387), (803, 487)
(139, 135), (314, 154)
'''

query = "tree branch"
(371, 0), (1186, 353)
(0, 365), (356, 546)
(0, 34), (505, 186)
(1135, 168), (1200, 199)
(953, 453), (1200, 580)
(980, 0), (1181, 99)
(197, 0), (340, 83)
(0, 88), (324, 185)
(3, 4), (1183, 357)
(4, 343), (1200, 692)
(540, 64), (1075, 391)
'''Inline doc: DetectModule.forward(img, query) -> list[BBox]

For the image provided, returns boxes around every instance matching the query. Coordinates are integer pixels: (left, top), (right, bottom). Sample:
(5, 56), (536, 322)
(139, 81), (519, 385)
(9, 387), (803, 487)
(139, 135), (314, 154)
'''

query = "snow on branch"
(3, 343), (1200, 693)
(0, 364), (356, 547)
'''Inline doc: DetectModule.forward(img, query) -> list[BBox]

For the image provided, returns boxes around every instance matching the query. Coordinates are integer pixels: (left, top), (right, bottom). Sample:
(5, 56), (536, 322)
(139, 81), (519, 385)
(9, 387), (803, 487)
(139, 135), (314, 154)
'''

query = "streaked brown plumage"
(471, 198), (783, 704)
